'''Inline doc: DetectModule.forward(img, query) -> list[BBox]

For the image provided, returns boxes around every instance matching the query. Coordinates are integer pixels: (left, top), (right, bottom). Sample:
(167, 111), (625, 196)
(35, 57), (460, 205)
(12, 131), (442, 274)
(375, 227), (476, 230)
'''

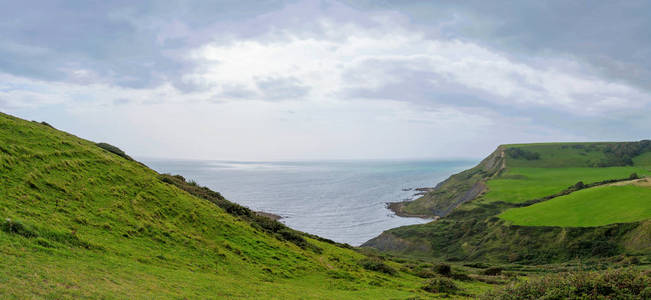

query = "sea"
(142, 159), (477, 246)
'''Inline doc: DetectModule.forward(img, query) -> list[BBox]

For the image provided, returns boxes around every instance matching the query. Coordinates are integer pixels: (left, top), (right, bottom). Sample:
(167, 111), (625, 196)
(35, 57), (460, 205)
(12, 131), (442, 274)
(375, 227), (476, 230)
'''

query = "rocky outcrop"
(388, 146), (506, 218)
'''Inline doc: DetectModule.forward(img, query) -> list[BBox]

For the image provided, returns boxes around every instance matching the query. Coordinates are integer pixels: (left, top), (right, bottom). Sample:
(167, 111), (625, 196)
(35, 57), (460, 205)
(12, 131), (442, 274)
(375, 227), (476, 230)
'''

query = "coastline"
(387, 201), (439, 219)
(387, 187), (439, 219)
(254, 211), (283, 221)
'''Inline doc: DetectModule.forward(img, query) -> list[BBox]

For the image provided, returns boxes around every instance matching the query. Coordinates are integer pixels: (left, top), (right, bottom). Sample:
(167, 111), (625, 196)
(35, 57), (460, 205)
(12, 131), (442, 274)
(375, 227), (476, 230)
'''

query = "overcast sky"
(2, 0), (650, 160)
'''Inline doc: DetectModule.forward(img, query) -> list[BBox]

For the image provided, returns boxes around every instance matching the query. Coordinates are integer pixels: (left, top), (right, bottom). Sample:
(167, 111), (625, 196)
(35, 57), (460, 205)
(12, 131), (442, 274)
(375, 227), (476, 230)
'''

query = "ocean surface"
(142, 159), (476, 246)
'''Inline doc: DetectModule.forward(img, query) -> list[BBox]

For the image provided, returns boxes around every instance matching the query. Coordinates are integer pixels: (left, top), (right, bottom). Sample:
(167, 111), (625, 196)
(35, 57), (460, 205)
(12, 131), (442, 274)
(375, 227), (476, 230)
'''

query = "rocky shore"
(254, 211), (283, 220)
(387, 187), (438, 219)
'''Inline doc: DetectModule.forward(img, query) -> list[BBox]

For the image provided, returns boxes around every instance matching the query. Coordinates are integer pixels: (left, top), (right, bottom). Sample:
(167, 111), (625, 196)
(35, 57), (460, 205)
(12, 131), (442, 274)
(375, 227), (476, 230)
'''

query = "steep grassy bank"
(2, 112), (487, 299)
(366, 142), (651, 264)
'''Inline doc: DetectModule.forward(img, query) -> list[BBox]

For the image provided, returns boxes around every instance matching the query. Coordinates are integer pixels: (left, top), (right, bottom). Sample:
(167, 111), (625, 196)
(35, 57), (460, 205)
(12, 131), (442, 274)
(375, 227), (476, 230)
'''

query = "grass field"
(2, 112), (489, 299)
(482, 167), (651, 204)
(499, 184), (651, 227)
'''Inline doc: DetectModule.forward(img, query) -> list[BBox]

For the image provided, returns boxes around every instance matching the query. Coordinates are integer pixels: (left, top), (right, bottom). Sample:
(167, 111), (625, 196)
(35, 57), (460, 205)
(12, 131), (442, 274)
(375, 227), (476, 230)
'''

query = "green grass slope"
(499, 181), (651, 227)
(483, 166), (650, 204)
(0, 112), (456, 299)
(365, 142), (651, 264)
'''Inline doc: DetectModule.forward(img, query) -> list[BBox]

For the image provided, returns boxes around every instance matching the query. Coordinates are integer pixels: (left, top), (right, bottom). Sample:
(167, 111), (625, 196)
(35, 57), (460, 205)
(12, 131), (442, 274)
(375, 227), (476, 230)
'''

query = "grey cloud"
(255, 76), (310, 100)
(113, 98), (131, 105)
(349, 0), (651, 92)
(217, 84), (258, 99)
(340, 59), (490, 108)
(0, 0), (292, 89)
(0, 0), (412, 91)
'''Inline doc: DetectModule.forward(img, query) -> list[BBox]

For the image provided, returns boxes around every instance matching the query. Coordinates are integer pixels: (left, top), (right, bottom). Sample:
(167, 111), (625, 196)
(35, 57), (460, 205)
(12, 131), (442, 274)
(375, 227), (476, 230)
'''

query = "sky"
(1, 0), (650, 161)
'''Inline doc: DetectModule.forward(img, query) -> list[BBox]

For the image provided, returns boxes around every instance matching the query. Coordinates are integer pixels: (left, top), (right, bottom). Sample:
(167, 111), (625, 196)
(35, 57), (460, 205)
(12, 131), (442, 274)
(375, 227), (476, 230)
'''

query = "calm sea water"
(142, 159), (476, 246)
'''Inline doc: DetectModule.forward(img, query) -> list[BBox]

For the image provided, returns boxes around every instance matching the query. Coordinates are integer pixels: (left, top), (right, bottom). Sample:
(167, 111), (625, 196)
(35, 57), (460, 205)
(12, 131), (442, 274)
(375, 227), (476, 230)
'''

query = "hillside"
(1, 112), (484, 299)
(365, 142), (651, 264)
(499, 179), (651, 227)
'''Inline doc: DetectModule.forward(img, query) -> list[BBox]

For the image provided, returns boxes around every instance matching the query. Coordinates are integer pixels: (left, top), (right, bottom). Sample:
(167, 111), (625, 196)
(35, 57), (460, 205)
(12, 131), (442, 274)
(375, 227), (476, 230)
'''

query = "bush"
(415, 269), (437, 278)
(40, 121), (54, 128)
(482, 268), (650, 300)
(483, 267), (502, 276)
(359, 258), (397, 276)
(505, 148), (540, 160)
(573, 181), (586, 190)
(422, 277), (459, 294)
(433, 263), (452, 276)
(96, 142), (132, 160)
(598, 140), (651, 167)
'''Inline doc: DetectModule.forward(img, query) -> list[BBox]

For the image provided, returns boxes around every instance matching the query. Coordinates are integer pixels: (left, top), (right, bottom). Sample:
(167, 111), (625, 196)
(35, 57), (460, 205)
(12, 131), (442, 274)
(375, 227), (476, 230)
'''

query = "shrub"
(415, 269), (437, 278)
(598, 140), (651, 167)
(433, 263), (452, 276)
(573, 181), (586, 190)
(483, 267), (502, 276)
(359, 258), (397, 276)
(96, 142), (132, 160)
(629, 173), (639, 180)
(505, 148), (540, 160)
(422, 277), (459, 294)
(482, 268), (650, 300)
(464, 262), (490, 269)
(40, 121), (54, 128)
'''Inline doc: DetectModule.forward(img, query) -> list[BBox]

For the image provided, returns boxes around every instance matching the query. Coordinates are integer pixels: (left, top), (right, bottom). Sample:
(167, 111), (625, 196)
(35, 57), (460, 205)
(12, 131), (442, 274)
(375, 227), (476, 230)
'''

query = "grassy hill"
(499, 179), (651, 227)
(2, 111), (649, 298)
(2, 112), (492, 299)
(366, 142), (651, 264)
(392, 142), (651, 217)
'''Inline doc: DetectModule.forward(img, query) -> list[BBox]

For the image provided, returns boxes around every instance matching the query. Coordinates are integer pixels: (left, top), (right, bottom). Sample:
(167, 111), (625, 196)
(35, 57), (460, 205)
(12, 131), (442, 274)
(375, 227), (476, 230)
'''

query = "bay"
(142, 159), (476, 246)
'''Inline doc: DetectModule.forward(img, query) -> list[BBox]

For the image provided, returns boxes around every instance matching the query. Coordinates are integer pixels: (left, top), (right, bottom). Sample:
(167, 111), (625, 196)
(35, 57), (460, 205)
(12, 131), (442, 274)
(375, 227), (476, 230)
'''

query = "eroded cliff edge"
(389, 146), (506, 218)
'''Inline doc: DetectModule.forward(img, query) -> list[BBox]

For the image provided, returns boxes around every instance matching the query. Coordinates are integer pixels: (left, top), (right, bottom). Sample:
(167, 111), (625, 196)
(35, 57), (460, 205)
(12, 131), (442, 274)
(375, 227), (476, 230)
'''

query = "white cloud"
(186, 21), (649, 115)
(1, 12), (648, 160)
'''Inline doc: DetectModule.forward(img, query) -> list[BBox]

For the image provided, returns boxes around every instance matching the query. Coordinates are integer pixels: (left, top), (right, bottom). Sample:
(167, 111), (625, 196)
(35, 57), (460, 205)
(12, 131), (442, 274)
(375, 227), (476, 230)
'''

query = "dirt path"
(607, 178), (651, 187)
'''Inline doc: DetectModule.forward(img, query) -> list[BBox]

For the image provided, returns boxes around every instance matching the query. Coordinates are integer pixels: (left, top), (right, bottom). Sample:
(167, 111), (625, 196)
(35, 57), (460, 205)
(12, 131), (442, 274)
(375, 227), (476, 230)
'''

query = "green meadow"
(499, 184), (651, 227)
(483, 166), (651, 204)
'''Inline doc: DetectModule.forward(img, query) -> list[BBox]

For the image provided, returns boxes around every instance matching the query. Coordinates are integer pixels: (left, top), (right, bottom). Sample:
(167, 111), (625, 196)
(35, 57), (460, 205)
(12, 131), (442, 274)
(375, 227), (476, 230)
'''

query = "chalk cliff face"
(389, 146), (505, 218)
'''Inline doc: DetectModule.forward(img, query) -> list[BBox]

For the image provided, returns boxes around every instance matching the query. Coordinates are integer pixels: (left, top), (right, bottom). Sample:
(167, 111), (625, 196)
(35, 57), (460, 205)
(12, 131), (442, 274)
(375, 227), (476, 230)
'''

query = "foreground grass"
(1, 112), (463, 299)
(499, 183), (651, 227)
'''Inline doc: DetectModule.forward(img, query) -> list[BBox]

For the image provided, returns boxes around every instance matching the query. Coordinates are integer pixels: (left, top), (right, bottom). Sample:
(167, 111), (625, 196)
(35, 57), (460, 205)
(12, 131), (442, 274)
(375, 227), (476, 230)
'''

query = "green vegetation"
(1, 112), (454, 299)
(504, 147), (540, 160)
(633, 151), (651, 166)
(500, 184), (651, 227)
(483, 167), (650, 204)
(483, 268), (650, 300)
(95, 142), (133, 161)
(2, 111), (650, 298)
(502, 142), (651, 168)
(367, 142), (651, 265)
